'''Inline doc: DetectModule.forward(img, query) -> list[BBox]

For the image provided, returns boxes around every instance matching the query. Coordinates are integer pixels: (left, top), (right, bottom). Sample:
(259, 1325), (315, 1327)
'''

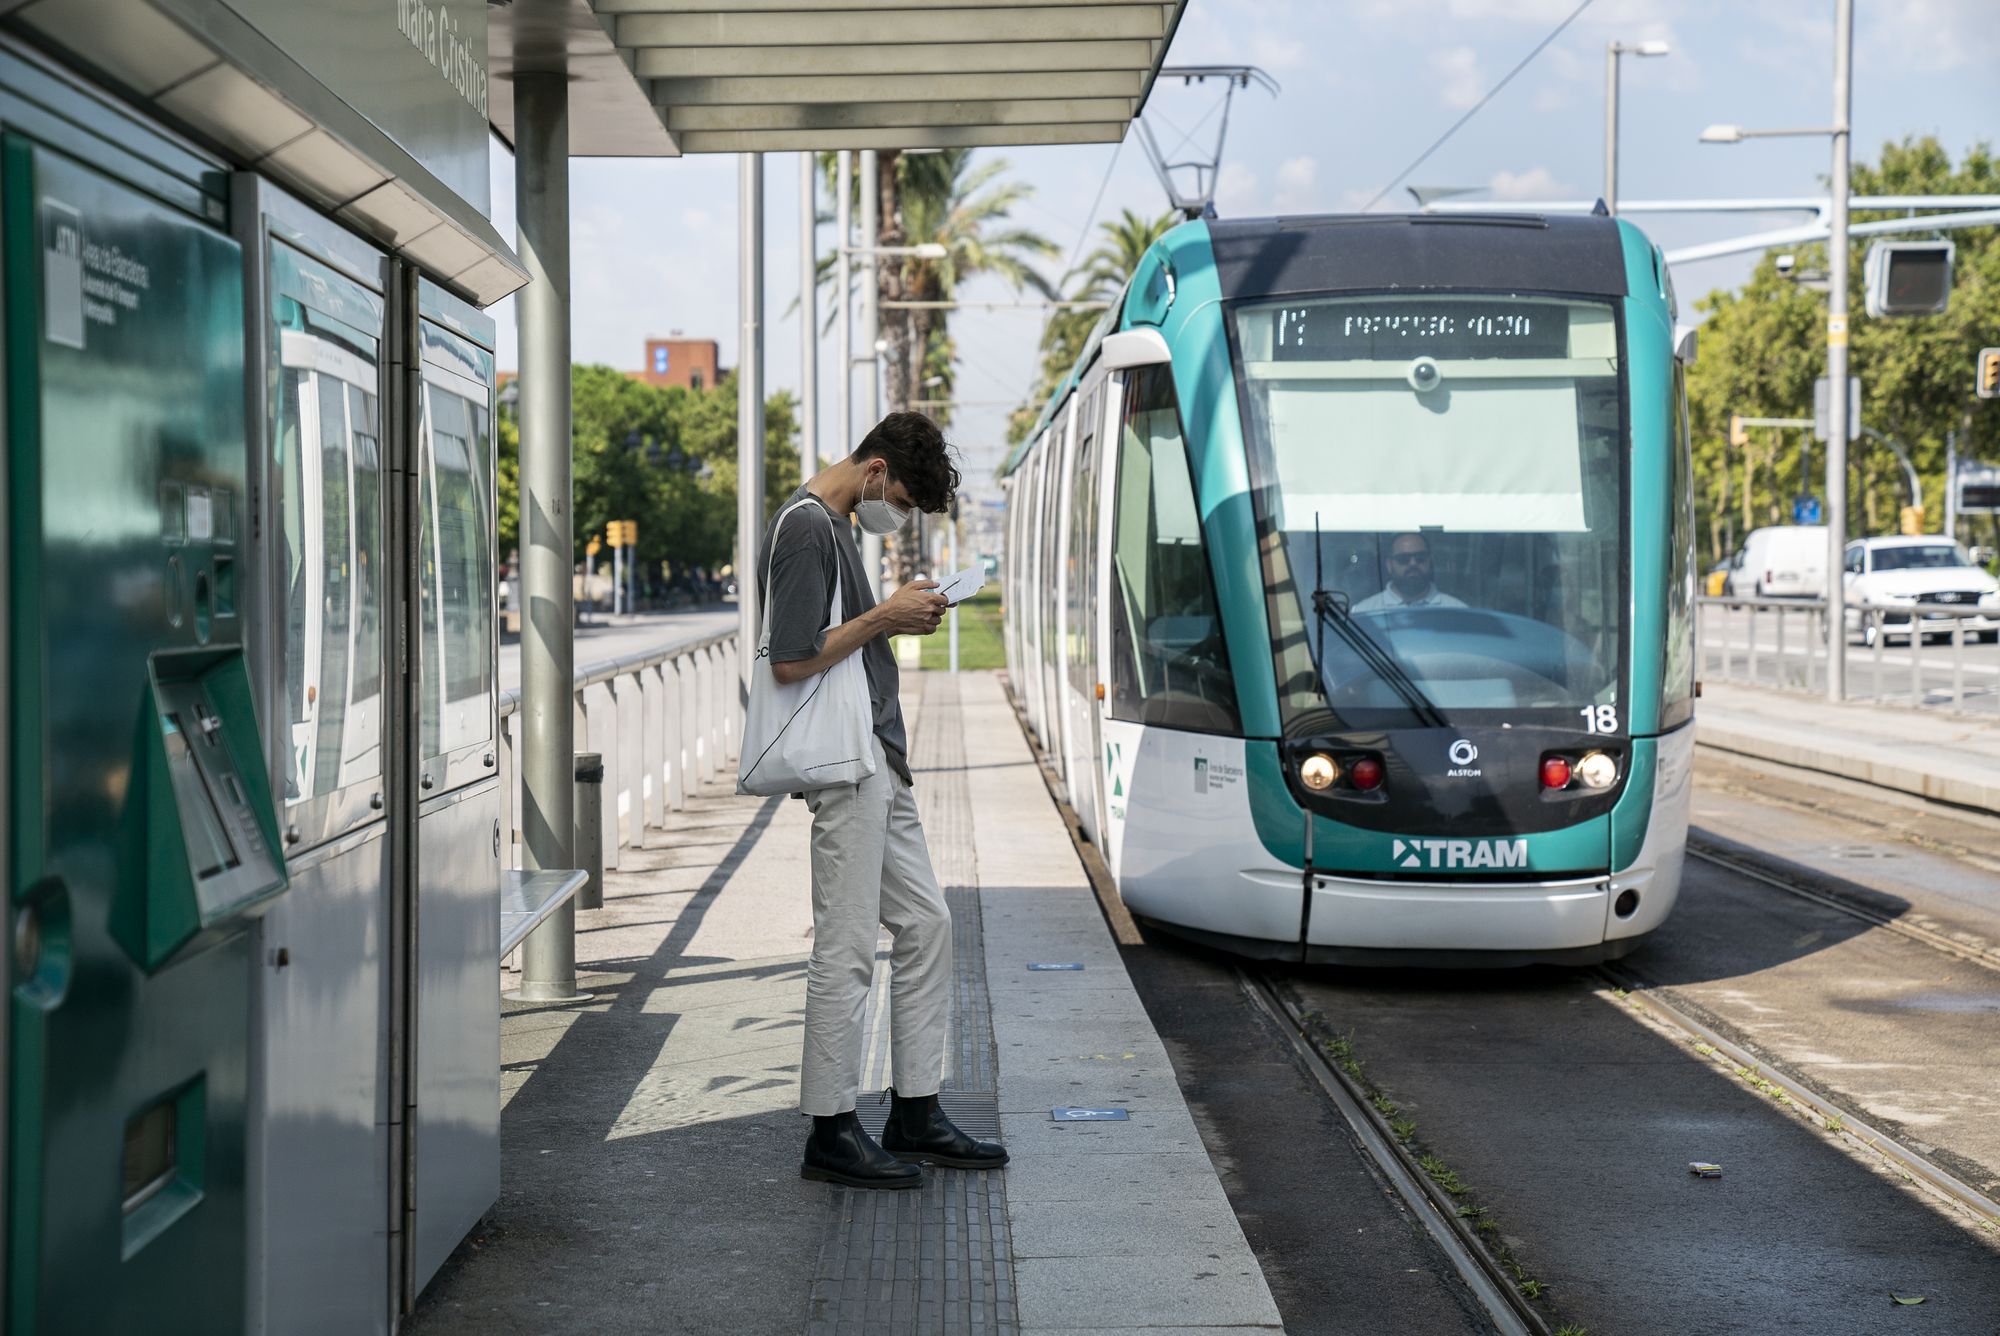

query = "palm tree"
(816, 150), (1057, 434)
(1012, 207), (1180, 445)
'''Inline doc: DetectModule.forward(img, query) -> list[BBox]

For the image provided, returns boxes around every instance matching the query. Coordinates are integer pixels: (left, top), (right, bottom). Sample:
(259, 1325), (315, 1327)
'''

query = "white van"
(1725, 525), (1828, 598)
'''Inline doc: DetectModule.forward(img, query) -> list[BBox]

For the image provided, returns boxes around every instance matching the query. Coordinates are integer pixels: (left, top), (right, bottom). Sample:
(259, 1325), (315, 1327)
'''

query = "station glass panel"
(1106, 365), (1240, 732)
(418, 374), (495, 761)
(271, 242), (384, 805)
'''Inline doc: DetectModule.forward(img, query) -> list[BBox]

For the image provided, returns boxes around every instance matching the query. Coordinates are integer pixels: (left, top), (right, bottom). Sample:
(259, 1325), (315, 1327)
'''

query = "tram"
(1002, 212), (1698, 965)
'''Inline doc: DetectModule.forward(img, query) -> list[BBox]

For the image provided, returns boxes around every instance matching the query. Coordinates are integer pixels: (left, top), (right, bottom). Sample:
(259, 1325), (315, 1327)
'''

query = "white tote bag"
(737, 497), (878, 795)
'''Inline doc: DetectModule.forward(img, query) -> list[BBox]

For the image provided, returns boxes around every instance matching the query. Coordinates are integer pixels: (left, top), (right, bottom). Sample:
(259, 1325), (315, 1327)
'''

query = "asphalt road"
(1699, 619), (2000, 711)
(1107, 753), (2000, 1335)
(499, 605), (738, 694)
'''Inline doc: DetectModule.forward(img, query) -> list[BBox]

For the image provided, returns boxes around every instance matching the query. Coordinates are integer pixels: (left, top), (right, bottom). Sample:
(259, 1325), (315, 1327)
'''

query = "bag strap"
(762, 494), (846, 640)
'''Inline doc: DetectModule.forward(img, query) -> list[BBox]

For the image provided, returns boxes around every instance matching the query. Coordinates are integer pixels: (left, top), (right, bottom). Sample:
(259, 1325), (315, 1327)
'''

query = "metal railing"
(497, 629), (741, 873)
(1697, 595), (2000, 714)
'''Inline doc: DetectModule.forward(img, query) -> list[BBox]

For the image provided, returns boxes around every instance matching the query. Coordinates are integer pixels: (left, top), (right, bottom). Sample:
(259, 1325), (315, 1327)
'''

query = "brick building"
(634, 335), (722, 392)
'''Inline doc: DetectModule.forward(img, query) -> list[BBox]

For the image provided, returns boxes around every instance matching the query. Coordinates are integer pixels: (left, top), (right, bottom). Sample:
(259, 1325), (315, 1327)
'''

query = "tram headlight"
(1299, 753), (1339, 791)
(1575, 751), (1619, 790)
(1539, 755), (1572, 790)
(1349, 756), (1385, 791)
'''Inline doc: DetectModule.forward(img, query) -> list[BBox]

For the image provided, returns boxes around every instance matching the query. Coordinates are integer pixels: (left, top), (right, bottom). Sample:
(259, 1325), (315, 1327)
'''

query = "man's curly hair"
(854, 411), (960, 514)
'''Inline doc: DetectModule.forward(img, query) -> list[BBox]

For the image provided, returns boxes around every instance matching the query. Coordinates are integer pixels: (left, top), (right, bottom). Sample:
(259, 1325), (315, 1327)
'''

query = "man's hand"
(877, 579), (948, 636)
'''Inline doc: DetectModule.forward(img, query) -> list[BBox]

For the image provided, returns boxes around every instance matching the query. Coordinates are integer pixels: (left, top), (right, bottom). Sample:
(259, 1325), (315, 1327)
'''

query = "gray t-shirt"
(756, 486), (909, 783)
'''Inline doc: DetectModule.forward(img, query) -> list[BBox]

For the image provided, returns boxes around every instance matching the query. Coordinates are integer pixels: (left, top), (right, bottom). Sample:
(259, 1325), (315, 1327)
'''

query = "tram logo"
(1392, 837), (1528, 870)
(1446, 738), (1481, 778)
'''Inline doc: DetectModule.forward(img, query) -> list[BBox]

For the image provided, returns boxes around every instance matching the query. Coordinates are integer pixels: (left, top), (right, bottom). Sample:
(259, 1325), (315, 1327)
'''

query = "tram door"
(247, 201), (396, 1334)
(4, 134), (284, 1332)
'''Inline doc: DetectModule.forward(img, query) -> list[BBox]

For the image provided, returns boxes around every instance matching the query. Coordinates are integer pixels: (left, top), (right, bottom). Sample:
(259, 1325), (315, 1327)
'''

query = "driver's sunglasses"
(1387, 552), (1431, 567)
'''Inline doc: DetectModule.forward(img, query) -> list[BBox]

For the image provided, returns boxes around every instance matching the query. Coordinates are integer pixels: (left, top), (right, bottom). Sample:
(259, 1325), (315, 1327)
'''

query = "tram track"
(1684, 837), (2000, 973)
(1592, 960), (2000, 1232)
(1238, 968), (1547, 1336)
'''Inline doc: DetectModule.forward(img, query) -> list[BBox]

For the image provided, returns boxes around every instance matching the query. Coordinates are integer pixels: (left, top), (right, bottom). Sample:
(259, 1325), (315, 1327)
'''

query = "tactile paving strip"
(804, 674), (1017, 1336)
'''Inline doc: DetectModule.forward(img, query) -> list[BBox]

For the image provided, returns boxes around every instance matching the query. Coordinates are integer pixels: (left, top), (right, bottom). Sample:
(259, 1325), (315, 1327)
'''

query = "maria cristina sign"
(396, 0), (488, 119)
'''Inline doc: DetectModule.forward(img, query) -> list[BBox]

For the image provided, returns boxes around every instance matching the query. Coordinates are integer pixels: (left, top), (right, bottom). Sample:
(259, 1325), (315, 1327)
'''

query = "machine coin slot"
(212, 556), (235, 618)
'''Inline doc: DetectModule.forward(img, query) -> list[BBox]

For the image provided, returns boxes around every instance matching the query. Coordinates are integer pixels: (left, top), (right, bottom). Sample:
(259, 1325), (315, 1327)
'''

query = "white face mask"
(855, 468), (910, 536)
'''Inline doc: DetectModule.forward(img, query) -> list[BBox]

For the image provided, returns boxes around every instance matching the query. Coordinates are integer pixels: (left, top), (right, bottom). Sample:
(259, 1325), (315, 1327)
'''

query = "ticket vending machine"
(409, 282), (501, 1293)
(239, 180), (398, 1333)
(4, 120), (283, 1332)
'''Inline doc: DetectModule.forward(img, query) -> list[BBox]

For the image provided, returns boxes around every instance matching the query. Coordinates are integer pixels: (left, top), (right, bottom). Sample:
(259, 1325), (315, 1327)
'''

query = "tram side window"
(1661, 364), (1696, 729)
(419, 381), (496, 761)
(1106, 365), (1240, 732)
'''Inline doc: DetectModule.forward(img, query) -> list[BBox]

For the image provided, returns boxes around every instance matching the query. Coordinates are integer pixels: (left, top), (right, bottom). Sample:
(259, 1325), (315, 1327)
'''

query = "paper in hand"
(932, 565), (986, 606)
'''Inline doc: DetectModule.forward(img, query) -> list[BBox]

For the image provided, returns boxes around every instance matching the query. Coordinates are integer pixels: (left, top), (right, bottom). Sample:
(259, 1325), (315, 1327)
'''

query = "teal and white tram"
(1002, 212), (1699, 965)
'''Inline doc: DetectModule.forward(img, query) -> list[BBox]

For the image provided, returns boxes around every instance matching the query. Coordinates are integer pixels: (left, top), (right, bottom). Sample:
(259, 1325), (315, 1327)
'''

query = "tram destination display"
(1267, 300), (1571, 361)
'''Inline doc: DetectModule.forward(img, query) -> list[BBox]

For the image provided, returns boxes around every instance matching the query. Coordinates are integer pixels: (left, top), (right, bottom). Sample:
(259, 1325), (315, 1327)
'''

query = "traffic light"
(1979, 347), (2000, 400)
(1863, 240), (1954, 318)
(1729, 414), (1748, 447)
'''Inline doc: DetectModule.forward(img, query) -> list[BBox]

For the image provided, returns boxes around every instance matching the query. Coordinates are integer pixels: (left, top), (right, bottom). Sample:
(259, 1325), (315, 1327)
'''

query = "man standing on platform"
(759, 411), (1010, 1189)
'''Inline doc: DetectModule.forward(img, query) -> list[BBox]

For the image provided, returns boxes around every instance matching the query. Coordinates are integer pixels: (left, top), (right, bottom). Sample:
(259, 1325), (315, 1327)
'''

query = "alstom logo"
(1393, 837), (1529, 870)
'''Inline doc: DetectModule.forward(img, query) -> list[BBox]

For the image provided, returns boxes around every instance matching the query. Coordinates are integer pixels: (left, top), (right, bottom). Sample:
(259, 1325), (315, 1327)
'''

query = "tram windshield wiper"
(1307, 516), (1447, 729)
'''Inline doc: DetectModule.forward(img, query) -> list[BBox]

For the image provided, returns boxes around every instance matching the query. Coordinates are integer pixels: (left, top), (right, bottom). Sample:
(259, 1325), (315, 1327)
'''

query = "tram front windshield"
(1232, 293), (1626, 731)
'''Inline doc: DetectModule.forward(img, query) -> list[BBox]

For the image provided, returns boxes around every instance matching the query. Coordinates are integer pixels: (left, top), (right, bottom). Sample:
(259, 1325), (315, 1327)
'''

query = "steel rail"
(1685, 840), (2000, 973)
(1597, 963), (2000, 1230)
(1239, 971), (1546, 1336)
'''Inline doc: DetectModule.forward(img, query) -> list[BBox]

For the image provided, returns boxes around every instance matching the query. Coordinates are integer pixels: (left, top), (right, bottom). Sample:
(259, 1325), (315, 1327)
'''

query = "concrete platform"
(407, 670), (1281, 1336)
(1697, 680), (2000, 815)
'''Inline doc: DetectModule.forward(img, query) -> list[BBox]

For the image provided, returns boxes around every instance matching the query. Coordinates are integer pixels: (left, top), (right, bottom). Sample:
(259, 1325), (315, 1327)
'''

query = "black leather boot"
(801, 1110), (922, 1189)
(879, 1089), (1009, 1169)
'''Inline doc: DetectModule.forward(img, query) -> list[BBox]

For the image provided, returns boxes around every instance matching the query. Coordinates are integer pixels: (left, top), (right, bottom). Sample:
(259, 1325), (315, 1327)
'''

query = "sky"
(486, 0), (2000, 496)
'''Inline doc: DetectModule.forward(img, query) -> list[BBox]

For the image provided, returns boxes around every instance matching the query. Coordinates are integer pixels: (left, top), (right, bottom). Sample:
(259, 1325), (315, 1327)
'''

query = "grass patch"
(907, 586), (1006, 671)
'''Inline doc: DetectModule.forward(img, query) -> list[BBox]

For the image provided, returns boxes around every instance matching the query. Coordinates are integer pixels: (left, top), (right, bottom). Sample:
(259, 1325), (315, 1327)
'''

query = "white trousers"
(799, 739), (953, 1117)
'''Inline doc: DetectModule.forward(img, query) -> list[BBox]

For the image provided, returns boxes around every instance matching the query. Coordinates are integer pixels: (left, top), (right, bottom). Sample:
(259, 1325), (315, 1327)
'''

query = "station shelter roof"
(10, 0), (1183, 305)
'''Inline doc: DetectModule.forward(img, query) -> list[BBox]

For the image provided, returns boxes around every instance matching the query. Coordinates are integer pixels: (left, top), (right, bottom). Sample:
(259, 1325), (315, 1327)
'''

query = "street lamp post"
(799, 152), (816, 484)
(1604, 40), (1669, 215)
(858, 149), (883, 598)
(836, 150), (851, 467)
(1699, 0), (1852, 703)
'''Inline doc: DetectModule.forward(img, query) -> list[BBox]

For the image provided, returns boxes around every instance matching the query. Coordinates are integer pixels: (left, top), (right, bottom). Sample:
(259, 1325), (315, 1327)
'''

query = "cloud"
(1273, 155), (1319, 210)
(1430, 46), (1484, 110)
(1215, 161), (1261, 215)
(1489, 166), (1568, 201)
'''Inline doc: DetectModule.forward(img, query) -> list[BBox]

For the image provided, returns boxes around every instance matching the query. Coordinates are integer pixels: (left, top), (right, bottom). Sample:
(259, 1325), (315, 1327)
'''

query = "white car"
(1842, 536), (2000, 644)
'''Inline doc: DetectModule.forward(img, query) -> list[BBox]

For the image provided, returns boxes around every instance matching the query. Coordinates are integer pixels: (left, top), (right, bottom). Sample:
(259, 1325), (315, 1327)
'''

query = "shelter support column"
(739, 153), (766, 690)
(513, 71), (581, 999)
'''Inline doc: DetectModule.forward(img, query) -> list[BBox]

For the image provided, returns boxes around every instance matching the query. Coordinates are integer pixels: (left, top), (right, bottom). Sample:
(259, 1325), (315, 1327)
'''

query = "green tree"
(1685, 136), (2000, 564)
(817, 149), (1056, 433)
(495, 368), (802, 590)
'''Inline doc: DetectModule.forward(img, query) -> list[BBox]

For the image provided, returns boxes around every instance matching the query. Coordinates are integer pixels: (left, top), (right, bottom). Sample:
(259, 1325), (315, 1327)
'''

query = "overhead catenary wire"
(1362, 0), (1595, 213)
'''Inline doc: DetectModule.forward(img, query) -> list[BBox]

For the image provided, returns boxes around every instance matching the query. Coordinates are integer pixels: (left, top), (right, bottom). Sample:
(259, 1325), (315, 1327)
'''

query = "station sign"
(204, 0), (492, 210)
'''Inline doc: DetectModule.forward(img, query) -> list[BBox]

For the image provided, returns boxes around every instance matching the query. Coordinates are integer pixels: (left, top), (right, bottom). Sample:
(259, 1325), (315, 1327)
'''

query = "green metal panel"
(1131, 221), (1285, 741)
(1243, 740), (1615, 874)
(5, 131), (273, 1334)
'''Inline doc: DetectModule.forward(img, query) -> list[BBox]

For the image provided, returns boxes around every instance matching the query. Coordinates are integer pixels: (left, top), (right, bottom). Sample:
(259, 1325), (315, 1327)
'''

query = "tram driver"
(1353, 532), (1466, 613)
